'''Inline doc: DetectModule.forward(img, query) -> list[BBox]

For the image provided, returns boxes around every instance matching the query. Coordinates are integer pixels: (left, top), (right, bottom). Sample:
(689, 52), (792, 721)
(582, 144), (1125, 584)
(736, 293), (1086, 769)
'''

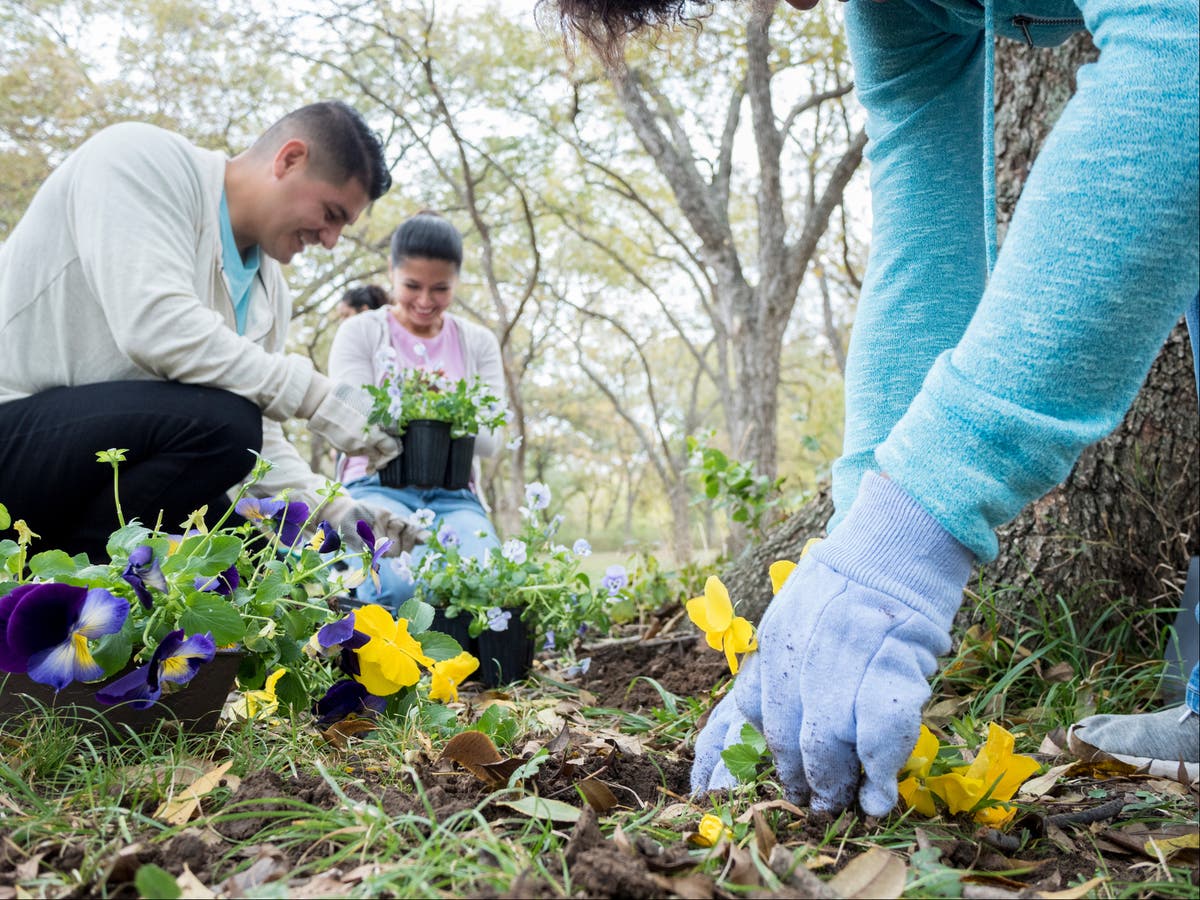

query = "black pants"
(0, 381), (262, 562)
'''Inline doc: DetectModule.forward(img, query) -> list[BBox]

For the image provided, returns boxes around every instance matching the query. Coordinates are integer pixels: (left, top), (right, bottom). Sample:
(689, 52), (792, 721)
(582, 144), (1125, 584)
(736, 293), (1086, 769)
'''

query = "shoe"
(1068, 706), (1199, 782)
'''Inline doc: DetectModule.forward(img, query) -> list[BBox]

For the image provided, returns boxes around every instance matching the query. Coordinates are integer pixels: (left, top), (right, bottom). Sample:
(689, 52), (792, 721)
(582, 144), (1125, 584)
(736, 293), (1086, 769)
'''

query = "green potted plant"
(407, 482), (614, 686)
(0, 451), (480, 734)
(364, 366), (506, 490)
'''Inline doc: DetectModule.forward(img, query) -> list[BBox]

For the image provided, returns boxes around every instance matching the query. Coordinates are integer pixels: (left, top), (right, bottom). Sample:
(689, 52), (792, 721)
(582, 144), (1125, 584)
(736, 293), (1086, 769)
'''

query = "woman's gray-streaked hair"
(542, 0), (720, 68)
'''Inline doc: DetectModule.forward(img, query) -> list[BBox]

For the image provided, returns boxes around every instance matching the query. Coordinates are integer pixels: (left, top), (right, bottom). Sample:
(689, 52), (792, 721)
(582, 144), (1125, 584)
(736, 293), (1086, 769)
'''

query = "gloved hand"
(321, 495), (427, 555)
(302, 374), (400, 471)
(691, 472), (974, 815)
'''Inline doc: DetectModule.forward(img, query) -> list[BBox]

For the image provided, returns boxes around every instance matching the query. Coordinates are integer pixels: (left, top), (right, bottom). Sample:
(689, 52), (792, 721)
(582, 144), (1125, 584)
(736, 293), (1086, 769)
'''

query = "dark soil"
(581, 635), (730, 710)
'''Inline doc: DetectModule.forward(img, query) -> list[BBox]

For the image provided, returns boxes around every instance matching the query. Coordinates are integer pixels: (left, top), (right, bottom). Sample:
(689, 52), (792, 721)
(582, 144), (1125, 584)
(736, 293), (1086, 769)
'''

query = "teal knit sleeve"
(863, 0), (1200, 561)
(832, 1), (988, 531)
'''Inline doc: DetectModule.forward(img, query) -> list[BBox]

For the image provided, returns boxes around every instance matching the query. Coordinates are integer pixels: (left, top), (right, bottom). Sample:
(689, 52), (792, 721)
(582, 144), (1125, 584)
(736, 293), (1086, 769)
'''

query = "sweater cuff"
(295, 369), (331, 420)
(813, 472), (974, 632)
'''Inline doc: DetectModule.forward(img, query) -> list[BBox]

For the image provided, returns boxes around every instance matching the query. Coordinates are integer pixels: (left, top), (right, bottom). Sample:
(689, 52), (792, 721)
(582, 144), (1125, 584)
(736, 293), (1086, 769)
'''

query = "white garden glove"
(691, 473), (974, 815)
(321, 495), (426, 555)
(301, 374), (400, 471)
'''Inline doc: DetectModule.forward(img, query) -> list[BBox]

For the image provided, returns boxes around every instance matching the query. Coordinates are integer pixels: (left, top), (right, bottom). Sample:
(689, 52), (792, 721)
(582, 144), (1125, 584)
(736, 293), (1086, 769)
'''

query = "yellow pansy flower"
(768, 560), (796, 594)
(428, 652), (480, 703)
(686, 576), (757, 674)
(925, 723), (1040, 825)
(896, 724), (940, 817)
(690, 813), (734, 848)
(229, 668), (287, 721)
(353, 604), (434, 697)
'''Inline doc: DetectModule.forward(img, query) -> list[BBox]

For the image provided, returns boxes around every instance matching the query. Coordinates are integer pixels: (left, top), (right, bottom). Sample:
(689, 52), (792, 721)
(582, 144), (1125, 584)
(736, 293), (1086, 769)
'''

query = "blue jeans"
(344, 476), (499, 611)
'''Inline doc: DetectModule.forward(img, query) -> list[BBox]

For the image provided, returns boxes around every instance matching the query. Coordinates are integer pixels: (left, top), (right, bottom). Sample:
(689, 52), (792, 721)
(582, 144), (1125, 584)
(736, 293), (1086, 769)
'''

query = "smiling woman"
(327, 212), (509, 614)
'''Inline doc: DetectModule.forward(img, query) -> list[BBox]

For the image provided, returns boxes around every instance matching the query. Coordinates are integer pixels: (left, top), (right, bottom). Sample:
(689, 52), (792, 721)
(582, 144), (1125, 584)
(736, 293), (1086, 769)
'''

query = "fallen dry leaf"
(175, 865), (216, 899)
(826, 847), (907, 899)
(322, 717), (378, 749)
(1018, 763), (1071, 799)
(439, 731), (522, 786)
(154, 761), (233, 826)
(576, 778), (619, 813)
(1037, 875), (1108, 899)
(734, 798), (805, 824)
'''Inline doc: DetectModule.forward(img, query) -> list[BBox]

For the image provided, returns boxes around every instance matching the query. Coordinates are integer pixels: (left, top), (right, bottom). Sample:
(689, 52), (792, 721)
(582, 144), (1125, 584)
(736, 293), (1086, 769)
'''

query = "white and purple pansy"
(0, 583), (129, 691)
(95, 629), (216, 708)
(485, 607), (512, 632)
(601, 565), (628, 596)
(437, 525), (460, 548)
(524, 482), (551, 511)
(121, 545), (167, 610)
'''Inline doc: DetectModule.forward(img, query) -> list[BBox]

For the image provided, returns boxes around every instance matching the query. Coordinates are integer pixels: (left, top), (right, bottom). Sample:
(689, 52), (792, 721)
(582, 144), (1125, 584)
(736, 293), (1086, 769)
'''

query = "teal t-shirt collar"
(218, 191), (260, 336)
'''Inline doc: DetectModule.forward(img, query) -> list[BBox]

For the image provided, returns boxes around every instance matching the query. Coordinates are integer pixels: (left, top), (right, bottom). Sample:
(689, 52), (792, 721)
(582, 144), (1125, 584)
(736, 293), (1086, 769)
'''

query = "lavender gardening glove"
(302, 375), (400, 471)
(322, 496), (426, 555)
(691, 472), (974, 815)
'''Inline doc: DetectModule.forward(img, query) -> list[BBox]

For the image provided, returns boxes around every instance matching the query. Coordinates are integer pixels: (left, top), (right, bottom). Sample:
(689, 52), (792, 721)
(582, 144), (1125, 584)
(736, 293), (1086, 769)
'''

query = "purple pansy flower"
(601, 565), (628, 596)
(95, 630), (216, 708)
(437, 526), (460, 548)
(309, 520), (341, 554)
(236, 496), (310, 547)
(315, 612), (371, 678)
(543, 629), (556, 652)
(356, 521), (393, 589)
(121, 545), (167, 610)
(314, 679), (387, 726)
(410, 508), (436, 529)
(193, 563), (239, 595)
(0, 583), (129, 691)
(572, 539), (592, 558)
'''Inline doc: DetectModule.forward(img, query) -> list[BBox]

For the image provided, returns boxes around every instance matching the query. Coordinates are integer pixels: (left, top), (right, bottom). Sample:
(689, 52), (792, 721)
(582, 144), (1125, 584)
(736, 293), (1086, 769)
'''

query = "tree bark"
(726, 33), (1199, 641)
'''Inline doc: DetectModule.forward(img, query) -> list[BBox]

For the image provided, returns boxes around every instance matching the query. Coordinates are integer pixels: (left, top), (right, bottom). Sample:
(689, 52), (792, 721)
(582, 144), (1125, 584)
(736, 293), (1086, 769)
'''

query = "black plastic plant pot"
(443, 435), (476, 490)
(429, 607), (534, 688)
(430, 608), (473, 652)
(475, 612), (535, 688)
(391, 419), (452, 489)
(0, 649), (243, 737)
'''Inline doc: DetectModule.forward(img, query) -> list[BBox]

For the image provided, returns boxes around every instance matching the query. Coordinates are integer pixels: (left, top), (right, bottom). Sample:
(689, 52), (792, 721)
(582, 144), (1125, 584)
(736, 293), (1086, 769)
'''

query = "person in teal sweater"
(548, 0), (1199, 812)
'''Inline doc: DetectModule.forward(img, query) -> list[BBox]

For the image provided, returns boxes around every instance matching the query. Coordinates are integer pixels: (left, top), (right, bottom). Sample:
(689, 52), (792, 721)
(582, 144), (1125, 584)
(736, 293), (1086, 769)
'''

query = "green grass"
(0, 574), (1194, 899)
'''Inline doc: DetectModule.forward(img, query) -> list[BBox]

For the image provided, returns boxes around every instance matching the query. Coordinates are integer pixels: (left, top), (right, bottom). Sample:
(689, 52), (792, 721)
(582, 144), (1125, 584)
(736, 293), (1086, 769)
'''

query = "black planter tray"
(0, 649), (243, 735)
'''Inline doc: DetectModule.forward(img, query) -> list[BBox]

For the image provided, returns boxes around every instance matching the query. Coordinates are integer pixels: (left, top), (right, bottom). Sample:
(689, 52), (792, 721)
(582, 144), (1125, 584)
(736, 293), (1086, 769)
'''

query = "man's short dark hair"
(258, 101), (392, 201)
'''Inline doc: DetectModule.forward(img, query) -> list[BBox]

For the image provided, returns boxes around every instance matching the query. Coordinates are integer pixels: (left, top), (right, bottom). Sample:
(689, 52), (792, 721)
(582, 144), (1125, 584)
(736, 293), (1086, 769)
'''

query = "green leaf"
(397, 598), (435, 634)
(134, 864), (181, 900)
(720, 723), (769, 783)
(194, 534), (243, 573)
(28, 549), (86, 581)
(105, 523), (153, 558)
(417, 631), (463, 662)
(273, 669), (308, 713)
(92, 627), (134, 676)
(179, 596), (246, 646)
(0, 503), (9, 532)
(476, 704), (519, 746)
(253, 564), (289, 606)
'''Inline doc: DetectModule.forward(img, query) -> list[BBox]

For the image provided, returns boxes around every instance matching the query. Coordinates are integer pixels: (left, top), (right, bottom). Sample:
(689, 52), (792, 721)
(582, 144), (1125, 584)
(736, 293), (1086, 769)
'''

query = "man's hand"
(691, 473), (973, 814)
(303, 376), (400, 471)
(322, 495), (426, 554)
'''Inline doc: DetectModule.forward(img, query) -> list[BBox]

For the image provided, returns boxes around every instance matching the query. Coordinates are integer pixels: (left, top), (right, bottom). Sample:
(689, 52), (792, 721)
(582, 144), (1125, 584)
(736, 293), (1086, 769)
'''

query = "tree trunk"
(726, 33), (1199, 641)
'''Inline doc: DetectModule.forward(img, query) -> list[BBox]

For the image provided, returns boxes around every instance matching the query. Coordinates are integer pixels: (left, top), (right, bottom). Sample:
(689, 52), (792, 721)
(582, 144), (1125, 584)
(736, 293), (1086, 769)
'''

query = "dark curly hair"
(542, 0), (721, 68)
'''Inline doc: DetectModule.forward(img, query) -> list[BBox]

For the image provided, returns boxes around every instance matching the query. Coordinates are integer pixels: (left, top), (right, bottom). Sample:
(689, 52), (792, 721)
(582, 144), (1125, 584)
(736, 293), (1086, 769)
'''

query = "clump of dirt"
(582, 636), (729, 710)
(562, 806), (666, 899)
